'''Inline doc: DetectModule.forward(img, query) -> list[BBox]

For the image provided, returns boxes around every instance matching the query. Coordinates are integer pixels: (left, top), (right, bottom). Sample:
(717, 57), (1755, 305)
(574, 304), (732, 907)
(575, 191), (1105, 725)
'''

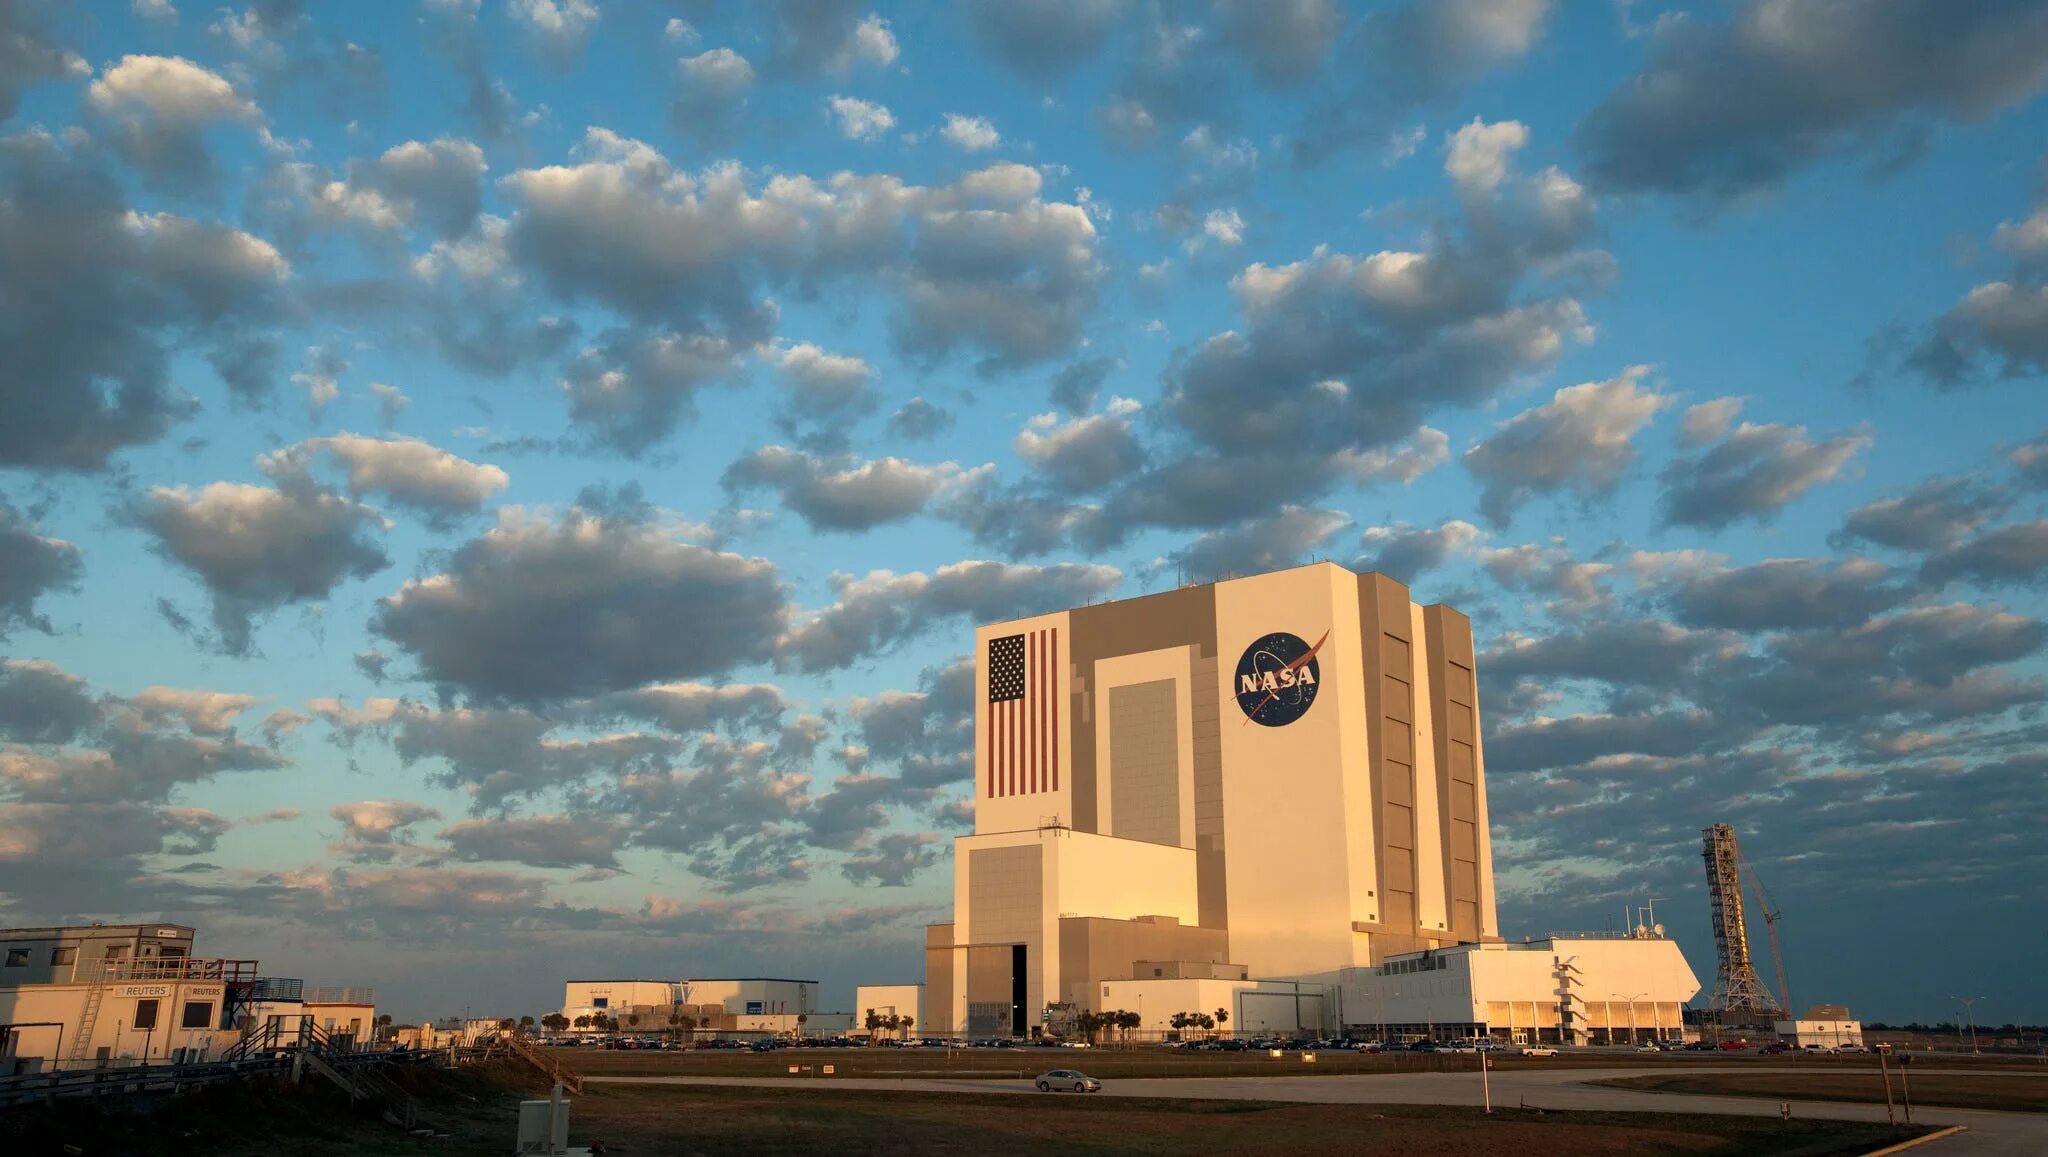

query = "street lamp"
(1614, 992), (1650, 1046)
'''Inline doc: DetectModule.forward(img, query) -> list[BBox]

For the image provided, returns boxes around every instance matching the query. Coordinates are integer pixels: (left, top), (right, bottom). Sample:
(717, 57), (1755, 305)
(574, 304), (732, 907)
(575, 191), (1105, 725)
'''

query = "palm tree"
(1117, 1010), (1140, 1045)
(1215, 1008), (1229, 1039)
(900, 1016), (914, 1042)
(519, 1015), (535, 1037)
(573, 1015), (591, 1030)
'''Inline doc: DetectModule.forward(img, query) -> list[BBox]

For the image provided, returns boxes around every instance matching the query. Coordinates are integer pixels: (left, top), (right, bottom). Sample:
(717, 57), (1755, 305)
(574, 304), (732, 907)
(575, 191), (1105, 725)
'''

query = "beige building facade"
(927, 562), (1499, 1036)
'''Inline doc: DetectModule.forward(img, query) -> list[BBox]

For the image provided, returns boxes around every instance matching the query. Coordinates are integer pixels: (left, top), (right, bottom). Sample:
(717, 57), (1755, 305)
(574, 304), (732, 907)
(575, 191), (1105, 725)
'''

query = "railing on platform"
(89, 957), (263, 983)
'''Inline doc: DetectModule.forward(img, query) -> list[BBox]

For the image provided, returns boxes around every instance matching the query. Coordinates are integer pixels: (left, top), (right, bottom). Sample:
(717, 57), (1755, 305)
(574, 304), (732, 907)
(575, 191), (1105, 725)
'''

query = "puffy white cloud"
(135, 480), (390, 654)
(509, 0), (601, 66)
(373, 505), (788, 701)
(723, 447), (980, 532)
(778, 561), (1121, 671)
(828, 94), (894, 141)
(940, 113), (1000, 151)
(1659, 419), (1872, 530)
(1463, 366), (1671, 525)
(262, 434), (509, 524)
(1445, 116), (1529, 193)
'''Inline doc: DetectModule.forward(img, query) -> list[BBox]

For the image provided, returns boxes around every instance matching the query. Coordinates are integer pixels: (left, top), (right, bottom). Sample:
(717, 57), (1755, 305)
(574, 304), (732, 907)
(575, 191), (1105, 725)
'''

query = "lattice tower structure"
(1701, 823), (1783, 1019)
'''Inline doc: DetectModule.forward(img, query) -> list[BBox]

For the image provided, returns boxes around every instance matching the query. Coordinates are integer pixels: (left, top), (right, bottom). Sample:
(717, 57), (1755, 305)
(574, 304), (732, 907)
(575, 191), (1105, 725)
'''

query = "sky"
(2, 0), (2045, 1028)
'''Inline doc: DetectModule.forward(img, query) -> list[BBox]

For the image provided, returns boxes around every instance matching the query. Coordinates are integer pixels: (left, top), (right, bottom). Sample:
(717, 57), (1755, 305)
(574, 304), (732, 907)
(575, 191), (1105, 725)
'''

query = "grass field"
(1597, 1071), (2048, 1114)
(550, 1043), (2029, 1082)
(0, 1060), (1932, 1156)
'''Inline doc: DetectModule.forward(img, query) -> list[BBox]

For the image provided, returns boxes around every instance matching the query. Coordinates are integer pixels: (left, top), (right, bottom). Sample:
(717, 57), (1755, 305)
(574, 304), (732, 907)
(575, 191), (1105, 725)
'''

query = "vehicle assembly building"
(923, 561), (1698, 1041)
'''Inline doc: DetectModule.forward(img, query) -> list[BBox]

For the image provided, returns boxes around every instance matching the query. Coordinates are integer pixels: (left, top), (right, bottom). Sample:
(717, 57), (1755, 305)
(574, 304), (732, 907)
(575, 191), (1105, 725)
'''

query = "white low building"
(1775, 1005), (1864, 1048)
(1097, 978), (1326, 1038)
(854, 984), (924, 1037)
(1337, 933), (1701, 1045)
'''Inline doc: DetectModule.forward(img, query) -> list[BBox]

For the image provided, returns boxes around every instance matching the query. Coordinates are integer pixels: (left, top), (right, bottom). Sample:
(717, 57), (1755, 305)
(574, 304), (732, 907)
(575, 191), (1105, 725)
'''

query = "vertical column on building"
(1358, 572), (1425, 952)
(1425, 604), (1494, 942)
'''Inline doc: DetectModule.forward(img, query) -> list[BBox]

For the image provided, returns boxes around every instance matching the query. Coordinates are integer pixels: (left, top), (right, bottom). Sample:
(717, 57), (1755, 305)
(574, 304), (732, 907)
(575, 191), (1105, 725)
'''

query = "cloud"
(126, 686), (258, 736)
(499, 133), (1102, 382)
(369, 382), (409, 427)
(439, 813), (621, 869)
(0, 2), (86, 124)
(886, 397), (952, 441)
(1922, 520), (2048, 588)
(1651, 556), (1913, 631)
(133, 479), (390, 655)
(0, 499), (82, 639)
(0, 134), (288, 469)
(964, 0), (1125, 79)
(1658, 420), (1871, 530)
(1463, 366), (1670, 526)
(1013, 407), (1145, 492)
(673, 48), (755, 141)
(1174, 506), (1352, 581)
(558, 328), (744, 457)
(722, 447), (977, 532)
(767, 0), (897, 76)
(778, 560), (1121, 672)
(1835, 476), (2010, 551)
(827, 94), (894, 141)
(1295, 0), (1553, 163)
(840, 831), (942, 886)
(1049, 355), (1119, 415)
(1574, 1), (2048, 202)
(1677, 395), (1744, 447)
(329, 799), (442, 863)
(1214, 0), (1341, 84)
(940, 113), (1000, 151)
(1475, 542), (1617, 616)
(764, 340), (877, 425)
(84, 54), (261, 193)
(353, 137), (488, 240)
(1163, 127), (1596, 469)
(0, 659), (100, 746)
(1355, 519), (1483, 583)
(508, 0), (600, 68)
(373, 504), (788, 702)
(262, 434), (508, 526)
(1444, 117), (1529, 194)
(846, 658), (973, 789)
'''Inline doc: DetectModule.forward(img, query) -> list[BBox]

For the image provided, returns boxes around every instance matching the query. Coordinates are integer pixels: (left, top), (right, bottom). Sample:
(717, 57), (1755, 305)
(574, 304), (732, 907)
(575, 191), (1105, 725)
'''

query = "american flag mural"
(987, 628), (1058, 798)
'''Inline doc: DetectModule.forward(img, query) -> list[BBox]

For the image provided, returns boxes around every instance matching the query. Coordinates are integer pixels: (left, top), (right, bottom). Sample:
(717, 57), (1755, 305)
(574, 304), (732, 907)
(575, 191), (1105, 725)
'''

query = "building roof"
(685, 977), (819, 984)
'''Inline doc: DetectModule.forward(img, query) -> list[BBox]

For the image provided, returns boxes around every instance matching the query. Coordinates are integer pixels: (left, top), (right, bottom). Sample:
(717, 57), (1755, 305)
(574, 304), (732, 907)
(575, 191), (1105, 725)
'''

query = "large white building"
(558, 977), (829, 1036)
(853, 983), (923, 1037)
(923, 562), (1701, 1040)
(1338, 934), (1699, 1044)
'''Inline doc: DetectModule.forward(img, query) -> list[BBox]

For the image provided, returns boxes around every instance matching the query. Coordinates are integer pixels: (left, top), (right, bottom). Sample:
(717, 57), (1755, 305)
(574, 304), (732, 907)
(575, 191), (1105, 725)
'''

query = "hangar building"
(925, 562), (1500, 1037)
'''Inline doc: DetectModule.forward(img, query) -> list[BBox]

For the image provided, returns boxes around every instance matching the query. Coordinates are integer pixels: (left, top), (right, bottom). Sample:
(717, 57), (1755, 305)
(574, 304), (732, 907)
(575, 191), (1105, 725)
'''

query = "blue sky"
(2, 0), (2046, 1026)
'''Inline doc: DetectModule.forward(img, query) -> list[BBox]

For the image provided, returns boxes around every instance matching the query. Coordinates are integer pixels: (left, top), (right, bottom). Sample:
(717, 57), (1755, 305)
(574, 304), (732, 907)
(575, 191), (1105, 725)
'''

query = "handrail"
(501, 1032), (584, 1094)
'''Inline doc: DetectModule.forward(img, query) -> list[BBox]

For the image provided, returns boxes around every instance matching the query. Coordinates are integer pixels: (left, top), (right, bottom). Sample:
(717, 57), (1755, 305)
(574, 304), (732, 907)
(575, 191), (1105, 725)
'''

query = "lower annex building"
(923, 561), (1698, 1041)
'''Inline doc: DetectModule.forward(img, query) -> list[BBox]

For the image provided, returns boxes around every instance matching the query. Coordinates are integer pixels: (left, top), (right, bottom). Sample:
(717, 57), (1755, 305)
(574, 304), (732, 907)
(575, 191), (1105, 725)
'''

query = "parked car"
(1759, 1044), (1790, 1055)
(1354, 1042), (1384, 1054)
(1835, 1044), (1869, 1054)
(1634, 1042), (1663, 1054)
(1718, 1040), (1749, 1050)
(1036, 1070), (1101, 1093)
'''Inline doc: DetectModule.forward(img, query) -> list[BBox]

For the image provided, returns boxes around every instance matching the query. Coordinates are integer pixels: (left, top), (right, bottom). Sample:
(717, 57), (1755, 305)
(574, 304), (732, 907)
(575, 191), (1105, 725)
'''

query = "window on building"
(592, 998), (608, 1009)
(133, 999), (160, 1030)
(182, 1001), (213, 1029)
(3, 949), (26, 966)
(51, 946), (76, 966)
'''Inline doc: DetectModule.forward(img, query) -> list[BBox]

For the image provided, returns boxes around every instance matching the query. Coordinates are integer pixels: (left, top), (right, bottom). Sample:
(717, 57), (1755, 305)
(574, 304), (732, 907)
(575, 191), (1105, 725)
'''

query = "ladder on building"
(65, 978), (108, 1065)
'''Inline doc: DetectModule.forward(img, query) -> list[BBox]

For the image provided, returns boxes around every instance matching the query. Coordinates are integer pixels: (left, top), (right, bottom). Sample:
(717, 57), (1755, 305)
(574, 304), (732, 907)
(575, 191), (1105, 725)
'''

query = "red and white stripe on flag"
(986, 627), (1058, 798)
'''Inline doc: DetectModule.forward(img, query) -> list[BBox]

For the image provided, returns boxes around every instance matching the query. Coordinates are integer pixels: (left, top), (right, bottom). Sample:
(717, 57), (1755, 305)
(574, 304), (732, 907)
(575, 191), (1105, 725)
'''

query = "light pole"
(1614, 992), (1649, 1046)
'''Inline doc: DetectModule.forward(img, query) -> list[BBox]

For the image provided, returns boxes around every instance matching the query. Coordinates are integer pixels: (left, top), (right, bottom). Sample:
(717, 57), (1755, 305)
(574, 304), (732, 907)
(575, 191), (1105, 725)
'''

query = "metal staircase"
(502, 1031), (583, 1094)
(224, 1017), (422, 1128)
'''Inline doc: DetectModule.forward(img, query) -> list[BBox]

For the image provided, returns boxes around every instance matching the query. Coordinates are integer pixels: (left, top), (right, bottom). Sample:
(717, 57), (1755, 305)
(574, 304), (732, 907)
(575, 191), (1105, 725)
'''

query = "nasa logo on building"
(1234, 630), (1327, 726)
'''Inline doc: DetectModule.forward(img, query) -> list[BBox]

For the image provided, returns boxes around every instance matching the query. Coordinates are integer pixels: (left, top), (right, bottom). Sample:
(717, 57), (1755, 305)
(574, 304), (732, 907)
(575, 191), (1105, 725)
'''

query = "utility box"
(516, 1085), (571, 1155)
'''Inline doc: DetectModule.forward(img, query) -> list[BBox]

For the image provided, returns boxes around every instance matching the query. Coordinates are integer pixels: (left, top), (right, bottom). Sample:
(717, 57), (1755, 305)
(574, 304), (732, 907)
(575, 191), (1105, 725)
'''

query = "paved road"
(588, 1066), (2045, 1155)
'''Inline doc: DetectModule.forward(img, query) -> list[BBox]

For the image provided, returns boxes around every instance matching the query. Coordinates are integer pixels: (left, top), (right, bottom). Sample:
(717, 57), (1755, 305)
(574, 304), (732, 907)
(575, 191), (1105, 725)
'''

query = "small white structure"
(1775, 1005), (1865, 1049)
(1338, 933), (1700, 1044)
(854, 984), (924, 1037)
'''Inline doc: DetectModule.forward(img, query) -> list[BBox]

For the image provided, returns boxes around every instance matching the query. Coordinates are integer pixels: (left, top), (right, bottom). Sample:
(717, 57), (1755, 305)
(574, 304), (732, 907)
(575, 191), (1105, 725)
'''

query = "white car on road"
(1520, 1045), (1559, 1057)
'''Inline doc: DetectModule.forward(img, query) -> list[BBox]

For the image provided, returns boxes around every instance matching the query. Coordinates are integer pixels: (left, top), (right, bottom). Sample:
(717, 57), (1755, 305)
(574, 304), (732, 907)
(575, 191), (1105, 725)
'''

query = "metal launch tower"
(1701, 823), (1786, 1021)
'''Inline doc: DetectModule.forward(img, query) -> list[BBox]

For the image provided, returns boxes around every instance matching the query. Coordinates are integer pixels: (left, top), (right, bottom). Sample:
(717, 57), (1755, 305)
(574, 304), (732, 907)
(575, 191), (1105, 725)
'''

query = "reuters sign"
(1234, 629), (1328, 726)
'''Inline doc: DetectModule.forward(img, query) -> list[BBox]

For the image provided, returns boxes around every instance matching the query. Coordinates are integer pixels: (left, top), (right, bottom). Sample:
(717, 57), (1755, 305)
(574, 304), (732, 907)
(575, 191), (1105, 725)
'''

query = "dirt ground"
(1598, 1070), (2048, 1114)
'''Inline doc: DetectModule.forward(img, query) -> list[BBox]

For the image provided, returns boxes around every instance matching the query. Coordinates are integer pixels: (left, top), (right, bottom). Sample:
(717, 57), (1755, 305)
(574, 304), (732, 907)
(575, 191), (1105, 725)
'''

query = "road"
(587, 1066), (2045, 1155)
